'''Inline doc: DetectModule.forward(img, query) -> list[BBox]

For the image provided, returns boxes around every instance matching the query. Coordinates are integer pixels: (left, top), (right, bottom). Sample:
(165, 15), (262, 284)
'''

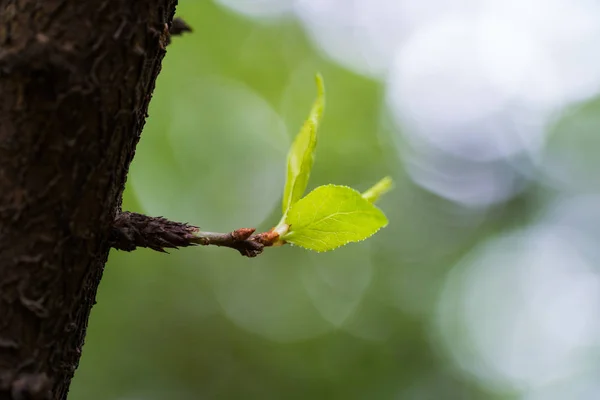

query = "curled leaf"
(362, 176), (394, 203)
(281, 73), (325, 215)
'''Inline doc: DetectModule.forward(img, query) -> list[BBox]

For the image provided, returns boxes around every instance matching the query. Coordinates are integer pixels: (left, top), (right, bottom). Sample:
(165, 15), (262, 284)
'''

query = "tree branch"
(0, 1), (179, 398)
(110, 212), (280, 257)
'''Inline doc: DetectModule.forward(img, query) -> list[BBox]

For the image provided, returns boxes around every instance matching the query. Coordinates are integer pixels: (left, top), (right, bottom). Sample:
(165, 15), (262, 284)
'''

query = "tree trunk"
(0, 1), (177, 399)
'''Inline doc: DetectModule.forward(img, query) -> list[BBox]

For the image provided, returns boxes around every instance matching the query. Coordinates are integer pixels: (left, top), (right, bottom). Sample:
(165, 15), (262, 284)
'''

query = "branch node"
(232, 228), (255, 241)
(164, 17), (193, 46)
(170, 17), (193, 36)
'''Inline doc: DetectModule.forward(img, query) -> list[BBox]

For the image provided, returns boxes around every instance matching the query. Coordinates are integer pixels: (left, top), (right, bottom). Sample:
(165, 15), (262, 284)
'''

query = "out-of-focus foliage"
(71, 1), (600, 399)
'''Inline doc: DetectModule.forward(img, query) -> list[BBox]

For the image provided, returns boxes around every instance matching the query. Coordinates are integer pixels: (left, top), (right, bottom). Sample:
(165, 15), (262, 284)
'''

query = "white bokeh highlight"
(295, 0), (479, 78)
(402, 146), (530, 207)
(435, 225), (600, 392)
(520, 374), (600, 400)
(482, 0), (600, 106)
(386, 15), (549, 162)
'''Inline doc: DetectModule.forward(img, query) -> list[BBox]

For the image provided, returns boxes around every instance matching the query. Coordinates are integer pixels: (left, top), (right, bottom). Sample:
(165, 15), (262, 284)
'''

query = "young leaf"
(282, 185), (388, 252)
(362, 176), (394, 203)
(281, 74), (325, 215)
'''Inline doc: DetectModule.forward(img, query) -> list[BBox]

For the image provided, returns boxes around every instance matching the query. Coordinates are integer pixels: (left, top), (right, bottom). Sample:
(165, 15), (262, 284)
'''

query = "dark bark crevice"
(0, 1), (178, 399)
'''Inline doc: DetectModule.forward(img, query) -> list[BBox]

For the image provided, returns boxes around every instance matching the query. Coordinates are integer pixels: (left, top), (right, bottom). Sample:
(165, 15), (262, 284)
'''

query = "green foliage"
(281, 185), (388, 252)
(275, 74), (391, 252)
(362, 176), (394, 203)
(282, 74), (325, 215)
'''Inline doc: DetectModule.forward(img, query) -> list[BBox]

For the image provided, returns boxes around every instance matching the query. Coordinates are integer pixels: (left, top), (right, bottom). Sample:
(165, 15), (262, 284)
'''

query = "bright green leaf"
(282, 185), (388, 252)
(362, 176), (394, 203)
(281, 73), (325, 215)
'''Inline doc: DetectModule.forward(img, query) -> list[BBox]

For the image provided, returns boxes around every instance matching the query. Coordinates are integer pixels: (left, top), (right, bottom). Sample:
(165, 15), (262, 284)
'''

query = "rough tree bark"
(0, 1), (178, 399)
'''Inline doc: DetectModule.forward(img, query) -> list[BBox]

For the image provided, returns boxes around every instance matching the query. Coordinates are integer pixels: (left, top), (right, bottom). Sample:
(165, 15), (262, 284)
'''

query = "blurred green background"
(71, 1), (600, 399)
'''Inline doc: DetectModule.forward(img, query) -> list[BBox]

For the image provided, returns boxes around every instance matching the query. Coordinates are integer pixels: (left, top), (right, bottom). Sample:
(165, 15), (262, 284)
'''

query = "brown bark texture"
(0, 1), (178, 399)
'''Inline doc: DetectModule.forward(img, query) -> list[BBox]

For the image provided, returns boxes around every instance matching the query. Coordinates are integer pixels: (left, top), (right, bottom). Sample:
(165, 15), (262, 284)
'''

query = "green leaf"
(362, 176), (394, 203)
(282, 185), (388, 252)
(281, 73), (325, 215)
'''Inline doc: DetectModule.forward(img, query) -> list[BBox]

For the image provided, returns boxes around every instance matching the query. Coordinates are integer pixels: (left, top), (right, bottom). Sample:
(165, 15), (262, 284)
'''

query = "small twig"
(189, 228), (264, 257)
(169, 17), (192, 38)
(110, 212), (279, 257)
